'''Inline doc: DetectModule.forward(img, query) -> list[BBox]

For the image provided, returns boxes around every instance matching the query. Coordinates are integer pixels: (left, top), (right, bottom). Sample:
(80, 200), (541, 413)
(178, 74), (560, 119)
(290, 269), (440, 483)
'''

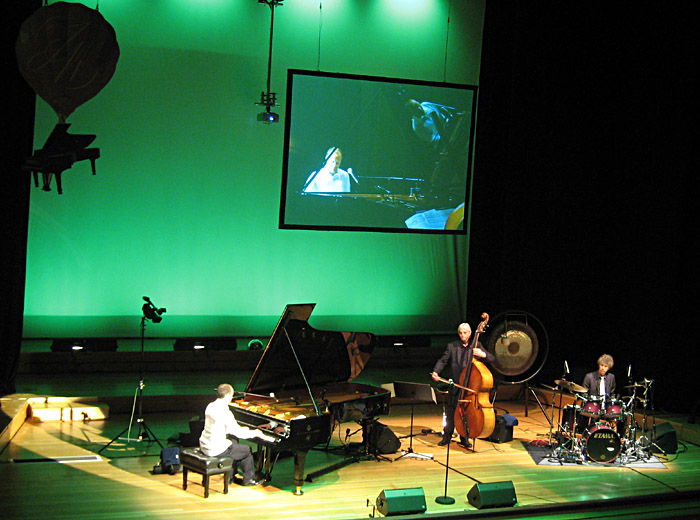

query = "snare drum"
(583, 423), (621, 463)
(581, 396), (602, 418)
(603, 398), (622, 419)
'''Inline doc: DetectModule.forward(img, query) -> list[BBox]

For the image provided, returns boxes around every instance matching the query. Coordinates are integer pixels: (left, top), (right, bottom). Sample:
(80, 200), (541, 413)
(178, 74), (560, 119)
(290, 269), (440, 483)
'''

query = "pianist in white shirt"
(199, 383), (275, 486)
(302, 147), (353, 193)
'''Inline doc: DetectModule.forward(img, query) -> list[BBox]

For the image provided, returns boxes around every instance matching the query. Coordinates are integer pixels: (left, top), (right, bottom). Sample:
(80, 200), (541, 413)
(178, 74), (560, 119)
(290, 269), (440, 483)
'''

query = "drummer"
(582, 353), (616, 403)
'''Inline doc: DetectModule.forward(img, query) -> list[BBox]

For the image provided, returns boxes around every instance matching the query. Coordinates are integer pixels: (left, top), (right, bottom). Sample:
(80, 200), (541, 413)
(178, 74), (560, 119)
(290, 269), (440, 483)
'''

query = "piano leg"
(255, 445), (273, 482)
(293, 450), (308, 495)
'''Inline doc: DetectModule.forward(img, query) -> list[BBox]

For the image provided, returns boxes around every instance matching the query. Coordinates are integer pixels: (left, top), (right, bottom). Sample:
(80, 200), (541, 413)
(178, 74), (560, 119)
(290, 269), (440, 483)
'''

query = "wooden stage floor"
(2, 386), (700, 520)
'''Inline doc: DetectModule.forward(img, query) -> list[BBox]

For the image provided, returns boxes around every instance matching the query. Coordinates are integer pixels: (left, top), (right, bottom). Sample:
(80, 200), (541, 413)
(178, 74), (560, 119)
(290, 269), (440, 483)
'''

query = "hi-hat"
(554, 379), (587, 393)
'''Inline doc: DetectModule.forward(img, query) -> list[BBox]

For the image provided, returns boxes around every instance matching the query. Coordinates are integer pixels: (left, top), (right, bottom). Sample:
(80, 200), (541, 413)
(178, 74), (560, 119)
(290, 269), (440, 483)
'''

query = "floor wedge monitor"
(376, 487), (426, 516)
(467, 481), (517, 509)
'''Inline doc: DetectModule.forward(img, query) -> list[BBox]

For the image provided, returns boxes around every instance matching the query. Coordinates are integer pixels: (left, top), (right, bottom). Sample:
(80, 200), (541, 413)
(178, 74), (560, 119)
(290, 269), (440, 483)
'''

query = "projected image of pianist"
(302, 147), (357, 193)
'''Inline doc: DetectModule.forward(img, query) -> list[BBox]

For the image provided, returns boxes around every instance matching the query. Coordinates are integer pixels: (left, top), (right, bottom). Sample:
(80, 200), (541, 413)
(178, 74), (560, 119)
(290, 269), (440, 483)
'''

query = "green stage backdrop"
(23, 0), (485, 339)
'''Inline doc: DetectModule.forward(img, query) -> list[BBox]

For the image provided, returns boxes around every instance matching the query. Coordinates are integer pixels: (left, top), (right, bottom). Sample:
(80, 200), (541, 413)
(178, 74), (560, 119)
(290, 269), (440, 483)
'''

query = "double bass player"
(431, 322), (495, 448)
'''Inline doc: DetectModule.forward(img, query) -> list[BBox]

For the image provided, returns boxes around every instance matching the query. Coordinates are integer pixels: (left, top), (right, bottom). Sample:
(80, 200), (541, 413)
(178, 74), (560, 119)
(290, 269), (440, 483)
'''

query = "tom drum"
(561, 404), (587, 434)
(581, 396), (602, 418)
(603, 398), (623, 419)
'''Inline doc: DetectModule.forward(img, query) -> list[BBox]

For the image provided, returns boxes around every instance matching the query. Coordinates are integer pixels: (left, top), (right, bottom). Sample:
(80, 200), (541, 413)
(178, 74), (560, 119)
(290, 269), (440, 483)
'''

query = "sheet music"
(404, 208), (454, 230)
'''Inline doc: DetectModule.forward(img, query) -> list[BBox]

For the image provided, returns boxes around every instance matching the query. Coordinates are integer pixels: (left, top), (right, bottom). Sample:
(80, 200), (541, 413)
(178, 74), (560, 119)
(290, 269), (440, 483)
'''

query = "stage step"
(28, 396), (109, 422)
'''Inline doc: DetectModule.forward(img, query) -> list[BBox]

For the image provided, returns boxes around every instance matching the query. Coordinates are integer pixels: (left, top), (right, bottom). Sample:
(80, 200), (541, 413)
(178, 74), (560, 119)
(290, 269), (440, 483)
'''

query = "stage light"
(378, 335), (431, 348)
(173, 337), (238, 351)
(50, 338), (119, 352)
(247, 339), (264, 350)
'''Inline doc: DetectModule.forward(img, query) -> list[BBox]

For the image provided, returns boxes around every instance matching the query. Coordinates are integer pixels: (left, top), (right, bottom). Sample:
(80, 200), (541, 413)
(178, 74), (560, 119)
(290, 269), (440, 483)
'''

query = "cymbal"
(624, 383), (646, 388)
(554, 379), (587, 393)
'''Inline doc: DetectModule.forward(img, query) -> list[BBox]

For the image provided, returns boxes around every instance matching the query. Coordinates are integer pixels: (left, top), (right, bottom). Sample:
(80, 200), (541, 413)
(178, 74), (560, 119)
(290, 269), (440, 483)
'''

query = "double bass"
(455, 313), (495, 443)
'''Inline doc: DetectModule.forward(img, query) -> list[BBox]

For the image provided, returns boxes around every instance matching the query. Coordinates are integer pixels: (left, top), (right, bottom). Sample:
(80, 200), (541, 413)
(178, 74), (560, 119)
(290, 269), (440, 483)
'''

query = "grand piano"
(230, 304), (391, 495)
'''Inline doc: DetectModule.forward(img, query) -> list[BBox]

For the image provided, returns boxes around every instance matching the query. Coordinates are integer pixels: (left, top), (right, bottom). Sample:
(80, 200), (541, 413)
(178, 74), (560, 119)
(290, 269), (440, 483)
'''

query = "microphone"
(347, 167), (359, 183)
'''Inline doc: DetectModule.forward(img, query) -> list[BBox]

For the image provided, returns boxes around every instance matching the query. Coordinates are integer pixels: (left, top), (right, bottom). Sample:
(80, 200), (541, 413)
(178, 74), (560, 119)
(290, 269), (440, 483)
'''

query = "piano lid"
(244, 304), (376, 396)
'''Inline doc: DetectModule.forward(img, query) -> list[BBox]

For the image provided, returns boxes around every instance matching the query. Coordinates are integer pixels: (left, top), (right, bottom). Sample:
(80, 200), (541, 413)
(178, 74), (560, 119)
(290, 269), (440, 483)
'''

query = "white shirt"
(199, 397), (262, 456)
(303, 168), (351, 193)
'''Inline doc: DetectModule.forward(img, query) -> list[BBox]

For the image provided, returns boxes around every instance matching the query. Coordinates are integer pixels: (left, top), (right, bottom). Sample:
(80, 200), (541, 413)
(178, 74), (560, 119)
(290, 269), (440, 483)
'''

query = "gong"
(485, 311), (549, 384)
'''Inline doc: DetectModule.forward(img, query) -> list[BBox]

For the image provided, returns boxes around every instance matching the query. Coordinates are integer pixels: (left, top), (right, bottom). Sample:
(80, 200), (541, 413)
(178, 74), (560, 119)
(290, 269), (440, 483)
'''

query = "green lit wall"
(23, 0), (485, 339)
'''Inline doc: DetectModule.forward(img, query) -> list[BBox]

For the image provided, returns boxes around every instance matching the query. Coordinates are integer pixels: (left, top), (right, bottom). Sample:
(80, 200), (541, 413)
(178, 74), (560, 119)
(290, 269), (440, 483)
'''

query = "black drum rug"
(523, 441), (667, 469)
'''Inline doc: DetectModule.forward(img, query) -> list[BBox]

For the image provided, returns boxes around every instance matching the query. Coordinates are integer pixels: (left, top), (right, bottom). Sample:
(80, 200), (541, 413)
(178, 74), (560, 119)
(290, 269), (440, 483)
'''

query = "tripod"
(99, 306), (164, 454)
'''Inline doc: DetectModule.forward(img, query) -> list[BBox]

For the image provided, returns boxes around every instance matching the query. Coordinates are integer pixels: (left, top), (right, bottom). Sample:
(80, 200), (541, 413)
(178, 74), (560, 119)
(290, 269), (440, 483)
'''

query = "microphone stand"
(435, 381), (455, 505)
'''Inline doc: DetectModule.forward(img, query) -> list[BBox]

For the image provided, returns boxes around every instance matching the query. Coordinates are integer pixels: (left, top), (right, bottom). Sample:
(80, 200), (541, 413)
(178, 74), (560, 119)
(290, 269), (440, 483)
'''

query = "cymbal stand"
(620, 400), (650, 462)
(630, 380), (659, 457)
(641, 380), (665, 454)
(547, 386), (571, 463)
(524, 381), (553, 428)
(546, 387), (558, 447)
(548, 387), (574, 462)
(552, 393), (583, 462)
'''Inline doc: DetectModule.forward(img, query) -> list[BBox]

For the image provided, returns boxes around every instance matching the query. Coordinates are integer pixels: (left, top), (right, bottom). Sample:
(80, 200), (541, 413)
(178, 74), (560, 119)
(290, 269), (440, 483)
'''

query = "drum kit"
(547, 377), (657, 464)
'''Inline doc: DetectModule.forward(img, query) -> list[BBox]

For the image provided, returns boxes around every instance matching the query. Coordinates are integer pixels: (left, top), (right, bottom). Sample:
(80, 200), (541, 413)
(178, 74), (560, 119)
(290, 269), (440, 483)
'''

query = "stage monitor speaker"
(467, 481), (517, 509)
(376, 488), (426, 516)
(652, 422), (678, 454)
(487, 415), (514, 443)
(371, 422), (401, 454)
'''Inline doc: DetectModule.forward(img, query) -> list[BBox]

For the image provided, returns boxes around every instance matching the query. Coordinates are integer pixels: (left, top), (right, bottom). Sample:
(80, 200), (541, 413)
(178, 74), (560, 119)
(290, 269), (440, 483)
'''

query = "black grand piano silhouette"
(230, 303), (391, 495)
(23, 123), (100, 194)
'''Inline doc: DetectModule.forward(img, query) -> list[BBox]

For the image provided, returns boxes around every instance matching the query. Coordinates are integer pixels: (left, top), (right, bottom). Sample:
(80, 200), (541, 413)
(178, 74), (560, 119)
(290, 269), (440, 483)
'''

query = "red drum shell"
(583, 424), (621, 463)
(581, 400), (601, 418)
(561, 405), (588, 434)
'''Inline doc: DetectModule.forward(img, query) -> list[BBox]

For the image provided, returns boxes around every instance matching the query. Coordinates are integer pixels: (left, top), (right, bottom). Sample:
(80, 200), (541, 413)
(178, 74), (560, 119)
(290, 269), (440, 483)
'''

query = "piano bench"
(180, 448), (234, 498)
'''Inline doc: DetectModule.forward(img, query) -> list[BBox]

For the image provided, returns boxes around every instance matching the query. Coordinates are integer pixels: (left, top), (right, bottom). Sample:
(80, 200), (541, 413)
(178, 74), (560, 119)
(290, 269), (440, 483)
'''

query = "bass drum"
(583, 424), (621, 463)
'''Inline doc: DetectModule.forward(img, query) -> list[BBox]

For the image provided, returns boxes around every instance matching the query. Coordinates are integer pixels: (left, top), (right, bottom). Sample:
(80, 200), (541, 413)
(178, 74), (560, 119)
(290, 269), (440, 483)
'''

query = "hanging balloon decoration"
(16, 1), (120, 194)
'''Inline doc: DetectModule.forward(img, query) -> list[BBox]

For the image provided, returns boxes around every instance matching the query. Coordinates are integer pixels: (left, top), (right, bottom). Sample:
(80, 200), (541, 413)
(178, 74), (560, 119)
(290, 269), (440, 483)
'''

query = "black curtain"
(1, 1), (38, 396)
(469, 2), (697, 412)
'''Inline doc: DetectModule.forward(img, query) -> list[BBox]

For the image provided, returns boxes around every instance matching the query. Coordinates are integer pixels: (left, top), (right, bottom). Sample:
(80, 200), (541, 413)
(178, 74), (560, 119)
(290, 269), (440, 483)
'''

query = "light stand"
(99, 297), (166, 454)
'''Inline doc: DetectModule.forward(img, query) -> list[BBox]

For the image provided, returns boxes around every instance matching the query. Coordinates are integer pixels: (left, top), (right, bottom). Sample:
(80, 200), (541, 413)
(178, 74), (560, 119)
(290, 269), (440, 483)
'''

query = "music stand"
(393, 381), (436, 461)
